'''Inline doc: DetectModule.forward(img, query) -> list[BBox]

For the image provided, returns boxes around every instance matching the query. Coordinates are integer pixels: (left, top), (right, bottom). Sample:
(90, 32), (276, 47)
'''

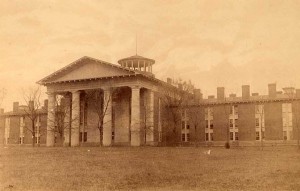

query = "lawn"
(0, 146), (300, 191)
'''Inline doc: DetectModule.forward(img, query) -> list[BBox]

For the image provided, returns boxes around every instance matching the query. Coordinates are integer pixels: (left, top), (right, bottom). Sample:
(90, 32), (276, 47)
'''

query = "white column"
(146, 90), (155, 144)
(131, 86), (141, 146)
(71, 91), (80, 146)
(63, 94), (71, 146)
(46, 92), (56, 147)
(4, 117), (10, 145)
(103, 88), (112, 146)
(36, 115), (40, 144)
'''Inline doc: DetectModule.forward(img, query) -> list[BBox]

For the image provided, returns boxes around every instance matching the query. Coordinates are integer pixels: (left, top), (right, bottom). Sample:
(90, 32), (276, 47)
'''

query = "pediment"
(38, 56), (136, 84)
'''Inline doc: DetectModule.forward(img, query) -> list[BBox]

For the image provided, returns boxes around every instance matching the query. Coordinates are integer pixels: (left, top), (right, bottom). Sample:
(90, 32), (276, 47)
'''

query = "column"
(63, 94), (71, 146)
(46, 92), (56, 146)
(146, 89), (155, 144)
(71, 91), (80, 146)
(103, 88), (112, 146)
(131, 86), (141, 146)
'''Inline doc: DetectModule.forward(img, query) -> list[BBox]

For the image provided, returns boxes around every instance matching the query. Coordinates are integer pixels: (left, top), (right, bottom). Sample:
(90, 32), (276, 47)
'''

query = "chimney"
(277, 91), (283, 95)
(167, 78), (172, 84)
(296, 89), (300, 98)
(193, 89), (202, 103)
(268, 83), (277, 98)
(217, 87), (225, 100)
(0, 108), (4, 115)
(208, 95), (215, 99)
(29, 101), (34, 110)
(44, 99), (48, 110)
(242, 85), (250, 100)
(13, 102), (19, 112)
(229, 93), (236, 98)
(252, 93), (259, 96)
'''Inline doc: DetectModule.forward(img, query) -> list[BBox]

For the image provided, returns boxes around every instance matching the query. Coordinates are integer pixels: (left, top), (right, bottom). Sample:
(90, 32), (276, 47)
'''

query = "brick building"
(0, 55), (299, 146)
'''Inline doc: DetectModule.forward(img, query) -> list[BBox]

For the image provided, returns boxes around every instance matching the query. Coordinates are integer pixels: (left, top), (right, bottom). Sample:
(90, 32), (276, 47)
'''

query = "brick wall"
(0, 116), (4, 144)
(265, 102), (283, 140)
(292, 100), (300, 140)
(8, 116), (20, 144)
(238, 103), (256, 141)
(213, 105), (230, 141)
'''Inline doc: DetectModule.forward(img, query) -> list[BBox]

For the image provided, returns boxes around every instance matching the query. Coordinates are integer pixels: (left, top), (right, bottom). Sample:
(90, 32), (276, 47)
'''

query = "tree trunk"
(32, 123), (35, 147)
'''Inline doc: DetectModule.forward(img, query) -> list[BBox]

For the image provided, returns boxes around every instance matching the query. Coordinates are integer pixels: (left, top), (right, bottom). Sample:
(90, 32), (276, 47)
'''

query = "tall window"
(205, 107), (213, 141)
(282, 103), (292, 140)
(255, 104), (265, 141)
(181, 110), (190, 142)
(229, 105), (238, 141)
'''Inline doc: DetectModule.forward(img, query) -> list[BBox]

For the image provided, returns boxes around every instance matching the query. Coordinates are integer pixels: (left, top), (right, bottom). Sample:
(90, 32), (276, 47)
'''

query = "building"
(183, 84), (300, 146)
(1, 54), (300, 147)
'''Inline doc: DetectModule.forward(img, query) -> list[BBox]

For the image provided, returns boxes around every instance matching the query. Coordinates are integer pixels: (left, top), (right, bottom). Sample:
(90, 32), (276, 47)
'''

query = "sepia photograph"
(0, 0), (300, 190)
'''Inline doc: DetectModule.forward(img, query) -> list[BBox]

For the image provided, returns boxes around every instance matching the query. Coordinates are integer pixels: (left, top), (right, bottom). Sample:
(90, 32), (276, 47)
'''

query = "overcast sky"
(1, 0), (300, 110)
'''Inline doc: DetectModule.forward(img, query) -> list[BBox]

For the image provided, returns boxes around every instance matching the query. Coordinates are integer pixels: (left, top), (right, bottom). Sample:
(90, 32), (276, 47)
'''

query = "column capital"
(131, 85), (141, 90)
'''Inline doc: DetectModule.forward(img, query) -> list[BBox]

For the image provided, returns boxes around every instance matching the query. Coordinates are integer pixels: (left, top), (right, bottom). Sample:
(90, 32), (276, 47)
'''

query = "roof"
(118, 54), (155, 64)
(37, 56), (153, 85)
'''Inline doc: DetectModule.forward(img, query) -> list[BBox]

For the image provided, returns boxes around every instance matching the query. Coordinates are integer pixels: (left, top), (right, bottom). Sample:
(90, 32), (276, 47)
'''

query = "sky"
(1, 0), (300, 111)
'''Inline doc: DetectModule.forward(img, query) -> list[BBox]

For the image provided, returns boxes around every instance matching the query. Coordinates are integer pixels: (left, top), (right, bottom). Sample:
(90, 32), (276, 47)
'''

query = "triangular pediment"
(38, 56), (137, 84)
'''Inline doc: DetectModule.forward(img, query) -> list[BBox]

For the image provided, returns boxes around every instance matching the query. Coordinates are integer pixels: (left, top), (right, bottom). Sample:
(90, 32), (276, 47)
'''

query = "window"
(35, 137), (40, 144)
(230, 106), (234, 114)
(235, 119), (238, 127)
(255, 118), (259, 127)
(182, 121), (185, 130)
(235, 132), (238, 141)
(205, 108), (208, 115)
(210, 120), (213, 129)
(230, 119), (233, 128)
(186, 124), (190, 130)
(205, 120), (209, 128)
(19, 137), (23, 144)
(205, 133), (209, 141)
(256, 132), (260, 140)
(186, 133), (190, 142)
(283, 131), (287, 140)
(158, 131), (162, 142)
(230, 132), (234, 140)
(234, 105), (238, 114)
(181, 134), (185, 142)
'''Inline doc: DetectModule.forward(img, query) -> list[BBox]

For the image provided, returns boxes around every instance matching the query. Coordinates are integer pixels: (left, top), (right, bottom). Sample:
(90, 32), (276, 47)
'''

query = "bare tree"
(141, 99), (155, 145)
(85, 88), (118, 146)
(22, 86), (42, 147)
(161, 79), (194, 145)
(188, 106), (203, 147)
(46, 94), (78, 146)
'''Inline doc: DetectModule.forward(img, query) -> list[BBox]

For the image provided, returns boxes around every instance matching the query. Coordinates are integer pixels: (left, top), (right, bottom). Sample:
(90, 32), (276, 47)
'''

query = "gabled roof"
(37, 56), (145, 85)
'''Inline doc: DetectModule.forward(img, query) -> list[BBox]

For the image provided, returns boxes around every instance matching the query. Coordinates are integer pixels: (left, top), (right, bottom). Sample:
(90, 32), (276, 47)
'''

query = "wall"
(213, 105), (230, 141)
(8, 116), (20, 144)
(238, 103), (256, 141)
(114, 87), (130, 145)
(265, 102), (283, 140)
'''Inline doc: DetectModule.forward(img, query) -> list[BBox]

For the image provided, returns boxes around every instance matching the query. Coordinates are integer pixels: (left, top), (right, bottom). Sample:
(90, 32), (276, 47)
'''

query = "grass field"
(0, 146), (300, 191)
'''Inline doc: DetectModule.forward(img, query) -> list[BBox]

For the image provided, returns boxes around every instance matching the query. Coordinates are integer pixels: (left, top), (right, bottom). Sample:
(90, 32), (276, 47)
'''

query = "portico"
(38, 56), (158, 147)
